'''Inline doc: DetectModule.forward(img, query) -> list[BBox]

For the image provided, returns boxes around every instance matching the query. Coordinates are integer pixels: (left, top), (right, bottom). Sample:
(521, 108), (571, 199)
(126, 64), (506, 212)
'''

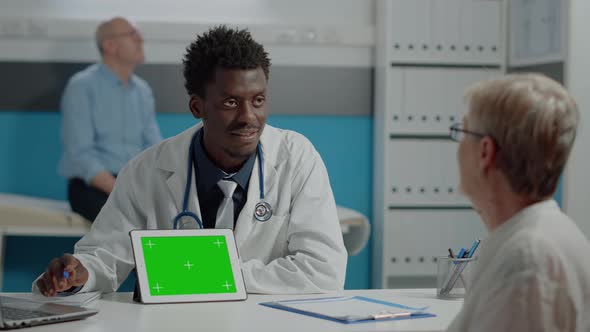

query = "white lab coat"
(63, 124), (347, 294)
(447, 200), (590, 332)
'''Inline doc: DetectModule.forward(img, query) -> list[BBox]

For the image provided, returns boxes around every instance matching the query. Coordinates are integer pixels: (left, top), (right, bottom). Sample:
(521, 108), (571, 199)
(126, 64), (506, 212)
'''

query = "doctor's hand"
(36, 254), (89, 297)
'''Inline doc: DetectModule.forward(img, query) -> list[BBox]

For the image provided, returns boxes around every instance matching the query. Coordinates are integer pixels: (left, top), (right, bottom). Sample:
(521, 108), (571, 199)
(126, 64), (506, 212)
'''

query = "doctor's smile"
(230, 127), (261, 141)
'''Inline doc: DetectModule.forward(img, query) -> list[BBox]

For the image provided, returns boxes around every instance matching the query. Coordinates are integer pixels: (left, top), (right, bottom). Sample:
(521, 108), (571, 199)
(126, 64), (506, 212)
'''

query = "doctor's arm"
(34, 163), (145, 295)
(240, 148), (347, 294)
(72, 163), (148, 293)
(63, 163), (146, 294)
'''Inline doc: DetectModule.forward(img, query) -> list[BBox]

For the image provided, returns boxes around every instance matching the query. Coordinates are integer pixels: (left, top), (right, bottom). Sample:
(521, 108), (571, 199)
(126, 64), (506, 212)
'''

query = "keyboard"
(2, 307), (53, 321)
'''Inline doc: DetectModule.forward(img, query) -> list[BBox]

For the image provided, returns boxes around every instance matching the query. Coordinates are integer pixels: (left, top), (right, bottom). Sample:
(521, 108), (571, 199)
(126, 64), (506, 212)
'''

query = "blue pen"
(465, 239), (481, 258)
(454, 248), (466, 265)
(456, 247), (466, 257)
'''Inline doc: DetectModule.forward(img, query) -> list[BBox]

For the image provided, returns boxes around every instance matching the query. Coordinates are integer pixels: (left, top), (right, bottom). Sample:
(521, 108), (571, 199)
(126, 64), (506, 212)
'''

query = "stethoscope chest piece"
(176, 217), (201, 230)
(254, 201), (272, 222)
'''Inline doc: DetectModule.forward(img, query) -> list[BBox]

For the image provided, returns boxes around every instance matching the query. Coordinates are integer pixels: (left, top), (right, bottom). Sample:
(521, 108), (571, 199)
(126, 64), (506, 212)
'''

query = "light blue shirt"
(58, 63), (162, 183)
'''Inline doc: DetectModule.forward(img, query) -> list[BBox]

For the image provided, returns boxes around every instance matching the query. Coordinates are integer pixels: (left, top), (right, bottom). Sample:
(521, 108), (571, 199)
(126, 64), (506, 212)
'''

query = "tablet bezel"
(130, 229), (247, 304)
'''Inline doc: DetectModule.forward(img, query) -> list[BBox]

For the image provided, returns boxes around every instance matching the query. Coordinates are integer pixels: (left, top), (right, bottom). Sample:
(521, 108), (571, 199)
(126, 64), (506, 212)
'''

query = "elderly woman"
(447, 74), (590, 332)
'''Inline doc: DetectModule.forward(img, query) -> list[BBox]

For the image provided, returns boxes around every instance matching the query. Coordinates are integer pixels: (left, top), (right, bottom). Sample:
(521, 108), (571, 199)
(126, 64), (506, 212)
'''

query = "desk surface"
(24, 289), (463, 332)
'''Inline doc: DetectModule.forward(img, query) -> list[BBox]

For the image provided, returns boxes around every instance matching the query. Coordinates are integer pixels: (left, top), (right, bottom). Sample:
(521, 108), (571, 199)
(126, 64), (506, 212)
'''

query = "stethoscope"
(172, 131), (273, 229)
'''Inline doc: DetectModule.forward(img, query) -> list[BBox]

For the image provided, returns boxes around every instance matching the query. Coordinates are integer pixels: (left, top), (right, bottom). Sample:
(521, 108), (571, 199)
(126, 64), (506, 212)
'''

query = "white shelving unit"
(372, 0), (506, 288)
(508, 0), (566, 67)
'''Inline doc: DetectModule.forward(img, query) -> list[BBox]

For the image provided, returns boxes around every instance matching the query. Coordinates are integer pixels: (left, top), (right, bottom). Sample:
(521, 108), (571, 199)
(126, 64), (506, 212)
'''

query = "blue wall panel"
(0, 112), (372, 291)
(0, 112), (64, 199)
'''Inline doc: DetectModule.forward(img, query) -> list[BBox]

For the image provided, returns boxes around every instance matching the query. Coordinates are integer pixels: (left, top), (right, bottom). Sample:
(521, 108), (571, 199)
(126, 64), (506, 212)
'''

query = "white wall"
(0, 0), (374, 25)
(564, 0), (590, 236)
(0, 0), (375, 67)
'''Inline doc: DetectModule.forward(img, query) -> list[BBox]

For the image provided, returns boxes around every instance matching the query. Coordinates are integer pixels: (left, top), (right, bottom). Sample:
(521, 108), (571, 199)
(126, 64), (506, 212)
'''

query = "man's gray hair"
(94, 17), (124, 55)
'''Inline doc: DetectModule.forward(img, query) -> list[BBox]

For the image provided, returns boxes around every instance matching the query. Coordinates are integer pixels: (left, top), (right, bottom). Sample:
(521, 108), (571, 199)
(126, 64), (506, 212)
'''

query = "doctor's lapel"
(157, 129), (203, 228)
(165, 165), (202, 228)
(165, 172), (186, 214)
(234, 155), (277, 247)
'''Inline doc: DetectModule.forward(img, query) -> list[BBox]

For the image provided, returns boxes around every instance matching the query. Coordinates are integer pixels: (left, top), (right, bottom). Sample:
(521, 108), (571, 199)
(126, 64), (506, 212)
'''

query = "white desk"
(24, 289), (463, 332)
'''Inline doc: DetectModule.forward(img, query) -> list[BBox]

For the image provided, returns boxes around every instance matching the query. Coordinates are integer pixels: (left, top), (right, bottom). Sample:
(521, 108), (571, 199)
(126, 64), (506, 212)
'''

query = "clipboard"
(259, 296), (436, 324)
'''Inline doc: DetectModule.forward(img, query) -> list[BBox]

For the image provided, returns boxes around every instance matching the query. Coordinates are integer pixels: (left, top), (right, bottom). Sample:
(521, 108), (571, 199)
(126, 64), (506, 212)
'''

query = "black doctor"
(36, 25), (347, 297)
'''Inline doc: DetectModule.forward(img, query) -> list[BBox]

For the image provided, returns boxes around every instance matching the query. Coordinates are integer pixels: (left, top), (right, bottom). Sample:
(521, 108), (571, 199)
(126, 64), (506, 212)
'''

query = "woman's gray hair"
(465, 73), (579, 200)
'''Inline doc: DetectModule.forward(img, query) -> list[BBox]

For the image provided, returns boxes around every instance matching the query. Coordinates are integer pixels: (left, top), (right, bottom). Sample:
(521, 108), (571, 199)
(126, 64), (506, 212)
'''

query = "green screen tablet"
(130, 229), (247, 303)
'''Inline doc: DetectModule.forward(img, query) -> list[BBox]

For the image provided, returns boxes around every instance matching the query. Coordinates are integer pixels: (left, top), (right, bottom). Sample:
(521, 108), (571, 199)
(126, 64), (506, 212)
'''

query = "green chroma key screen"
(141, 236), (237, 296)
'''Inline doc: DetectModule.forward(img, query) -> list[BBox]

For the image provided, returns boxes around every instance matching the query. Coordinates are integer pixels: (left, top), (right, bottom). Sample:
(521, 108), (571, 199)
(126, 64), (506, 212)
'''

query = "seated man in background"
(36, 26), (347, 295)
(59, 17), (161, 222)
(447, 73), (590, 331)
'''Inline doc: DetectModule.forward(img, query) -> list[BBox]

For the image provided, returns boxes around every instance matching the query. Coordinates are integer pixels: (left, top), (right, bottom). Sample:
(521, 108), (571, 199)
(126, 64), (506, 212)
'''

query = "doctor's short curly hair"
(182, 25), (271, 98)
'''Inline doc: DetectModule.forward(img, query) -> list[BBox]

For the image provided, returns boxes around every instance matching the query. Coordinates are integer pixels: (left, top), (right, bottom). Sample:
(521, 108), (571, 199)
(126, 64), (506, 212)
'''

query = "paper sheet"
(271, 296), (427, 321)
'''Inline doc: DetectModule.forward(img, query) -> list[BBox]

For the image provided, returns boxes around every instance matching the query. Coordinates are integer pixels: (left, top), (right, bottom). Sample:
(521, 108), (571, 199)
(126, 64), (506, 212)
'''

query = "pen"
(465, 239), (481, 258)
(440, 247), (464, 295)
(443, 239), (481, 294)
(454, 247), (466, 268)
(455, 248), (466, 263)
(371, 312), (411, 320)
(448, 248), (467, 288)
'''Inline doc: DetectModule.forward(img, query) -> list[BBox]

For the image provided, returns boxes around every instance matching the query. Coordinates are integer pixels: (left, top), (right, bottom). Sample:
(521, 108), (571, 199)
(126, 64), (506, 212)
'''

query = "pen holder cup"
(436, 256), (477, 299)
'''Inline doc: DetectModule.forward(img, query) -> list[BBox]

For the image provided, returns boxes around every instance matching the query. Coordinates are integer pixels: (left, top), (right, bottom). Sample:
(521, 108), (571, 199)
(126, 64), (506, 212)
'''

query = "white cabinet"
(372, 0), (505, 288)
(381, 210), (486, 277)
(509, 0), (566, 66)
(387, 67), (500, 135)
(386, 139), (467, 207)
(388, 0), (503, 65)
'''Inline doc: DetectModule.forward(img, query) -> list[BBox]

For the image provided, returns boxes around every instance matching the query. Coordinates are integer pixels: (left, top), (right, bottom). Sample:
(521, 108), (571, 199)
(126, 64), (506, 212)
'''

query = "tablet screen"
(141, 235), (237, 296)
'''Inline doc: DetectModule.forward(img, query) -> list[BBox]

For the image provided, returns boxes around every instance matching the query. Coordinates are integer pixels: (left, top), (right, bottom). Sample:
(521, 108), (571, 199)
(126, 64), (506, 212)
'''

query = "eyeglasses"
(449, 123), (486, 142)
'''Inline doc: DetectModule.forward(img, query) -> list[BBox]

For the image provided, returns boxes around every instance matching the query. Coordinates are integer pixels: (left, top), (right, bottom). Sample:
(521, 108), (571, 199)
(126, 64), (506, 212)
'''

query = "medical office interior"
(0, 0), (588, 295)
